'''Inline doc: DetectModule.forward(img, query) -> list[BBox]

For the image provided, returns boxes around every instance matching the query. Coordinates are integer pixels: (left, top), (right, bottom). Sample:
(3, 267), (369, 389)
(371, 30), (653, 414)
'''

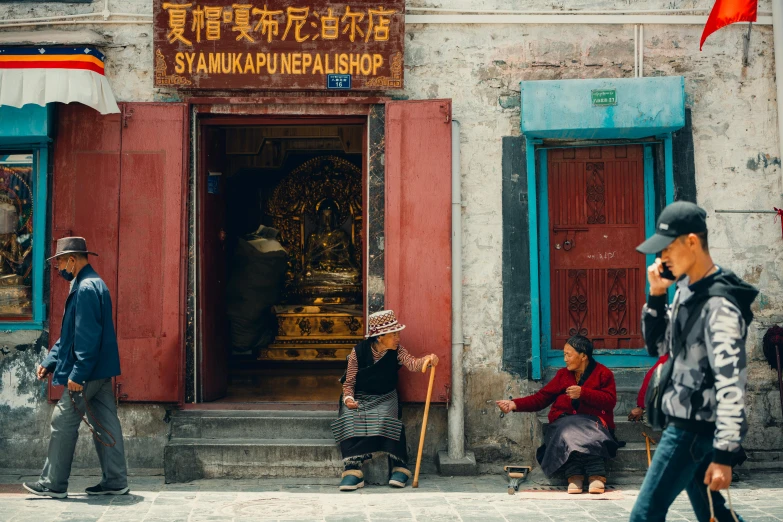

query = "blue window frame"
(0, 105), (52, 330)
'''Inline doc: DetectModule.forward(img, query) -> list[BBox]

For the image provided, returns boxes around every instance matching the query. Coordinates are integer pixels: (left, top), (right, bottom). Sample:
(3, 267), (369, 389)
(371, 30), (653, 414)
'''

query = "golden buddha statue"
(262, 156), (364, 362)
(300, 199), (359, 288)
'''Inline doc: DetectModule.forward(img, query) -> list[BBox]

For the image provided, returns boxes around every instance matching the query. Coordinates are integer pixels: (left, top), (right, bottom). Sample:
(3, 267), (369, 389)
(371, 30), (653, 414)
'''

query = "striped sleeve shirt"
(342, 345), (425, 400)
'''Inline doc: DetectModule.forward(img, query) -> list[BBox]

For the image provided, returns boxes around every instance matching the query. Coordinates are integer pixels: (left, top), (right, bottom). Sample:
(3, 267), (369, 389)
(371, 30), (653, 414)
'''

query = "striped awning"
(0, 46), (119, 115)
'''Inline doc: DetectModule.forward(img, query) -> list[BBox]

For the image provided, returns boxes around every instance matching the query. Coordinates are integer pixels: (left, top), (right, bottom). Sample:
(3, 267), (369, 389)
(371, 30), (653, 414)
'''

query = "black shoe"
(22, 482), (67, 499)
(85, 484), (130, 496)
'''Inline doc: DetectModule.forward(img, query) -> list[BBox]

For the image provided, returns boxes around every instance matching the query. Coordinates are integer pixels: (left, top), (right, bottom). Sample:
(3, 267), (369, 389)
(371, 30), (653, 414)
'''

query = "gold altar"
(260, 156), (364, 361)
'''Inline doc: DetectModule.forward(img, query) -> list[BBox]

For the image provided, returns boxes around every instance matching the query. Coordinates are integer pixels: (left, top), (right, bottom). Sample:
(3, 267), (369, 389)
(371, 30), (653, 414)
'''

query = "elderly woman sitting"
(331, 310), (438, 492)
(496, 335), (618, 494)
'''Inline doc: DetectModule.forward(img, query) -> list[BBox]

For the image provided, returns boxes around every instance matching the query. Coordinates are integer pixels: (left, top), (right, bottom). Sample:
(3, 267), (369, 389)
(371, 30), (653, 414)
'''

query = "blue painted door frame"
(526, 138), (675, 379)
(0, 104), (52, 330)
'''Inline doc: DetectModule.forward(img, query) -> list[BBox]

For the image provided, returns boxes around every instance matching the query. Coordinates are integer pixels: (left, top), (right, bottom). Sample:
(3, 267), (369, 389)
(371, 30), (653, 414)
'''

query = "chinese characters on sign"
(153, 0), (404, 90)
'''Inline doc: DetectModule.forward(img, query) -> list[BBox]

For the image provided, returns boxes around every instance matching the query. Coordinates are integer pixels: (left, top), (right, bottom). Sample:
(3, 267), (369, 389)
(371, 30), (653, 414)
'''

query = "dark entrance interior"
(198, 119), (366, 404)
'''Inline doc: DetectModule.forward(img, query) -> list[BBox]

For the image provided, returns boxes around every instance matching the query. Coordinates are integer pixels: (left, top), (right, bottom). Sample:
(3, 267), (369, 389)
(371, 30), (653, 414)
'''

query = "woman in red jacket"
(496, 335), (618, 495)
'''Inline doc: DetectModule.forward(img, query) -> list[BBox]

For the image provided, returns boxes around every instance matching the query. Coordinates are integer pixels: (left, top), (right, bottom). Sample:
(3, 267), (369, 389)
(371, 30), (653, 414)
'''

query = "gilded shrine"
(259, 155), (364, 361)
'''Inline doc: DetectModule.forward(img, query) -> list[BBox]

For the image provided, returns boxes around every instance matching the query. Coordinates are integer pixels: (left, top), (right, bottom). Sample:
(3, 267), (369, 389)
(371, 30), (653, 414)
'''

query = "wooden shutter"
(49, 104), (122, 401)
(385, 100), (452, 403)
(50, 102), (187, 403)
(114, 103), (187, 402)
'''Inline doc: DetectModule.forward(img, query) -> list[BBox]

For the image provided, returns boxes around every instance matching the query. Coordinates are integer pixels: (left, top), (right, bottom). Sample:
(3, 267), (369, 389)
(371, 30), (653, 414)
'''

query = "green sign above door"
(591, 89), (617, 106)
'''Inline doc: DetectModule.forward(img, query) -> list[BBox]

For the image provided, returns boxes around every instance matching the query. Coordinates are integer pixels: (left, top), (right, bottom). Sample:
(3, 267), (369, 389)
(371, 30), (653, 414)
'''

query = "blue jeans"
(630, 426), (743, 522)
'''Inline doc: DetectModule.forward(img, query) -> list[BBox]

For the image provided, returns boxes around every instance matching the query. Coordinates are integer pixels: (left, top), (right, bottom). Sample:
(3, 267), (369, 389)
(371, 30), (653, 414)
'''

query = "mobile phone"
(659, 261), (676, 281)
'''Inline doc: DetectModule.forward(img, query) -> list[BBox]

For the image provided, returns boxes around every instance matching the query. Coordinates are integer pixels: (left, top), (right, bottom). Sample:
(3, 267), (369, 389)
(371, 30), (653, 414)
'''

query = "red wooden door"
(49, 104), (123, 401)
(548, 145), (646, 351)
(385, 100), (452, 403)
(199, 126), (228, 402)
(114, 103), (187, 402)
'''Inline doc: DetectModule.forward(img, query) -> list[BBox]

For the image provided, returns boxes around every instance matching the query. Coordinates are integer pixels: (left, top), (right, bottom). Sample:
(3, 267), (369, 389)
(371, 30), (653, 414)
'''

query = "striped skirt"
(331, 390), (408, 462)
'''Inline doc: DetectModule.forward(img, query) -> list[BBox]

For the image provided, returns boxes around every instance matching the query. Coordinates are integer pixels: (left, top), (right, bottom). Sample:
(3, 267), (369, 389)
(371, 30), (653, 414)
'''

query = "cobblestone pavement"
(2, 472), (783, 521)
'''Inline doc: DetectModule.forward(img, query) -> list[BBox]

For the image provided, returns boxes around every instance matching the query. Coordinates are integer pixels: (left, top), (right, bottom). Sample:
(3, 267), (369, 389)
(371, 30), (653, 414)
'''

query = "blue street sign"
(327, 74), (351, 90)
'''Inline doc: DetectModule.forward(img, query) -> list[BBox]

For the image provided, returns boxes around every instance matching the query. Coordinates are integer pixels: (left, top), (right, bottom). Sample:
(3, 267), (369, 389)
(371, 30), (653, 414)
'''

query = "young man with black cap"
(629, 202), (757, 522)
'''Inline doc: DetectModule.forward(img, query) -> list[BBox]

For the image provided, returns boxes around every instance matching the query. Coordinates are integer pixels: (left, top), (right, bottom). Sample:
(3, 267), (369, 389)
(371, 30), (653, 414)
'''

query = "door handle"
(553, 227), (587, 251)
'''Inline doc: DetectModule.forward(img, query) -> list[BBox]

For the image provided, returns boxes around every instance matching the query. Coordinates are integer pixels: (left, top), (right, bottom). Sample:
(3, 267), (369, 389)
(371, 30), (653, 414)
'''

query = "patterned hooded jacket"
(642, 268), (758, 466)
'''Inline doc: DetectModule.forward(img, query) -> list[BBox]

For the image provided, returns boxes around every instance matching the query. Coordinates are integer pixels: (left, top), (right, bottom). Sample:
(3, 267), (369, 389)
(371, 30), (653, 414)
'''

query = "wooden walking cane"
(413, 360), (436, 488)
(642, 432), (657, 468)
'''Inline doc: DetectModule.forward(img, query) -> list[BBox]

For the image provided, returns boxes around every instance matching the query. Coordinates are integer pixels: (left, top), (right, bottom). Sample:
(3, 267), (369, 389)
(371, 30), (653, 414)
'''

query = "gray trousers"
(39, 378), (128, 492)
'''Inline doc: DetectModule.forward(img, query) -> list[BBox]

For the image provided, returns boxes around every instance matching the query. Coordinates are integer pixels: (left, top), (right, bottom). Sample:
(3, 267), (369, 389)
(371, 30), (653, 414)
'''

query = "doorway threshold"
(182, 401), (338, 411)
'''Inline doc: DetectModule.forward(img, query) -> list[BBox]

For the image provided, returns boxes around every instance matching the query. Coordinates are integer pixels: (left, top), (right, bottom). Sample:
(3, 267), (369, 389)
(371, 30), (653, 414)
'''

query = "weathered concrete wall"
(0, 0), (781, 472)
(0, 329), (171, 471)
(397, 12), (783, 467)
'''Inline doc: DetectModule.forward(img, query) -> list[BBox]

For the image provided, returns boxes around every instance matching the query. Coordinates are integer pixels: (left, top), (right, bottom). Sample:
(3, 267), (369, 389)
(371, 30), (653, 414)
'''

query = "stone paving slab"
(0, 472), (782, 521)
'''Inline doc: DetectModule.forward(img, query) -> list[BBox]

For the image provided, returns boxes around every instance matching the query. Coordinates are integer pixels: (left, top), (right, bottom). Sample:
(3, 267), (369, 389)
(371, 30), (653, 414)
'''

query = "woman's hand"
(344, 397), (359, 410)
(496, 400), (516, 414)
(423, 354), (439, 369)
(565, 386), (581, 399)
(628, 407), (645, 422)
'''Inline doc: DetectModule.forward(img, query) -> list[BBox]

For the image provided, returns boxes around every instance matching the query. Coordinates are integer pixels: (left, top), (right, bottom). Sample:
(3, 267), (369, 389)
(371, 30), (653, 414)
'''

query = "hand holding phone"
(659, 261), (676, 281)
(648, 258), (676, 296)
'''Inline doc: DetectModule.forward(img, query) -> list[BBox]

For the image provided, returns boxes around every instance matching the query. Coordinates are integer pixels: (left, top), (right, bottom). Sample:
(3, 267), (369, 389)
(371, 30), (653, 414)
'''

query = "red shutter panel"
(50, 104), (123, 401)
(114, 103), (187, 402)
(385, 100), (452, 403)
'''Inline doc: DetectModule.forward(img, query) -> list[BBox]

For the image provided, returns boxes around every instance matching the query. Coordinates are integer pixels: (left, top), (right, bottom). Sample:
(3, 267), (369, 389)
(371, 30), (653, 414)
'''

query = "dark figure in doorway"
(331, 310), (438, 491)
(225, 225), (288, 352)
(496, 335), (618, 495)
(302, 198), (358, 286)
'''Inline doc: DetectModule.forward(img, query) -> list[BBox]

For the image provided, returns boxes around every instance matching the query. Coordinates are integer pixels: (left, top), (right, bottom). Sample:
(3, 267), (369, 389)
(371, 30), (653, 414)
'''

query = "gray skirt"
(331, 390), (403, 444)
(536, 414), (618, 477)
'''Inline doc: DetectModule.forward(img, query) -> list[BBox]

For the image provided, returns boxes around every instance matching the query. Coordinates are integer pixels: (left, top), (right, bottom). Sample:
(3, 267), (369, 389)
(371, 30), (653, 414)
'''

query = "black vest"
(341, 339), (401, 396)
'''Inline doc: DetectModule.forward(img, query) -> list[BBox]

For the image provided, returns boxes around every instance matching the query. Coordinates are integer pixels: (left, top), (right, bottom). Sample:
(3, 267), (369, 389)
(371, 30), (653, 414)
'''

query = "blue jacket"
(42, 264), (121, 386)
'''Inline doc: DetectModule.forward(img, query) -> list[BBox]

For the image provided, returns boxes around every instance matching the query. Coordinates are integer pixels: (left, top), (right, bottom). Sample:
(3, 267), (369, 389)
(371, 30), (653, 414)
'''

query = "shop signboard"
(153, 0), (404, 90)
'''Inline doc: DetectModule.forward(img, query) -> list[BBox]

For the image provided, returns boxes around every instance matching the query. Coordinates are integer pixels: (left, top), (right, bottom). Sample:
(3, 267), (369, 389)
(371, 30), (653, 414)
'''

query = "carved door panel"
(548, 145), (646, 351)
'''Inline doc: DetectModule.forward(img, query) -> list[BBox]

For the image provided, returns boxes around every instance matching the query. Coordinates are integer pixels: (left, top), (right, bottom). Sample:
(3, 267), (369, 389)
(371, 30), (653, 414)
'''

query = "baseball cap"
(636, 201), (707, 255)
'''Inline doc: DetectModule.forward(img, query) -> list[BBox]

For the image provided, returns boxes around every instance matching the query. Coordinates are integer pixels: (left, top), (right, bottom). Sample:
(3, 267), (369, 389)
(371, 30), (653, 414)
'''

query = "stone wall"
(0, 0), (781, 472)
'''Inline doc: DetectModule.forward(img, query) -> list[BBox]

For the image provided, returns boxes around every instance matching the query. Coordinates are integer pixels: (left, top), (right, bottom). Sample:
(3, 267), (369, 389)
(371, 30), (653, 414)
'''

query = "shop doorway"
(197, 118), (366, 404)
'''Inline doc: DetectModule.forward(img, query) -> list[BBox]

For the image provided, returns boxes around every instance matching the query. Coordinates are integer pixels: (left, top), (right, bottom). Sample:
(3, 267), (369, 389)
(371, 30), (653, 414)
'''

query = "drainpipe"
(773, 0), (783, 191)
(449, 119), (465, 460)
(438, 119), (477, 474)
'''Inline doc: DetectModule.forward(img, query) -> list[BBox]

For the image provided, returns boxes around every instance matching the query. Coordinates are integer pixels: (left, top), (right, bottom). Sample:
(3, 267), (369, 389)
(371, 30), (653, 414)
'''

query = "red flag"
(700, 0), (757, 50)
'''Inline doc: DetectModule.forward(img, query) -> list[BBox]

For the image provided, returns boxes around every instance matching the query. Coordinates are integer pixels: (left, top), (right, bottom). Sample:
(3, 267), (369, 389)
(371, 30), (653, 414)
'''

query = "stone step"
(164, 438), (343, 482)
(170, 410), (337, 440)
(609, 442), (656, 471)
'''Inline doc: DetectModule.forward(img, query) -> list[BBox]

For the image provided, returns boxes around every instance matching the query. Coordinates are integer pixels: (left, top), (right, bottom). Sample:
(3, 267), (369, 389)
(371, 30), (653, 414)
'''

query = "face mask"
(59, 258), (75, 282)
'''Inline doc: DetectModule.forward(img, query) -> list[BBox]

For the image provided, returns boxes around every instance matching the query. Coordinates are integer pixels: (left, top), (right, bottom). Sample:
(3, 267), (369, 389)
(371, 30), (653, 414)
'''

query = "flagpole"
(773, 0), (783, 193)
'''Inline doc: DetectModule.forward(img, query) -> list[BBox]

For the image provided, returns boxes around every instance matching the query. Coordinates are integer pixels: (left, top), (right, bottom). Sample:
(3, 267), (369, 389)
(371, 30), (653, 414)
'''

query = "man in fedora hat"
(23, 237), (128, 499)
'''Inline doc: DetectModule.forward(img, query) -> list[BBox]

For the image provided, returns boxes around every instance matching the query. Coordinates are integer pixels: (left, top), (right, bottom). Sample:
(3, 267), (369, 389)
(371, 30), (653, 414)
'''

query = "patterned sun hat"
(366, 310), (406, 337)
